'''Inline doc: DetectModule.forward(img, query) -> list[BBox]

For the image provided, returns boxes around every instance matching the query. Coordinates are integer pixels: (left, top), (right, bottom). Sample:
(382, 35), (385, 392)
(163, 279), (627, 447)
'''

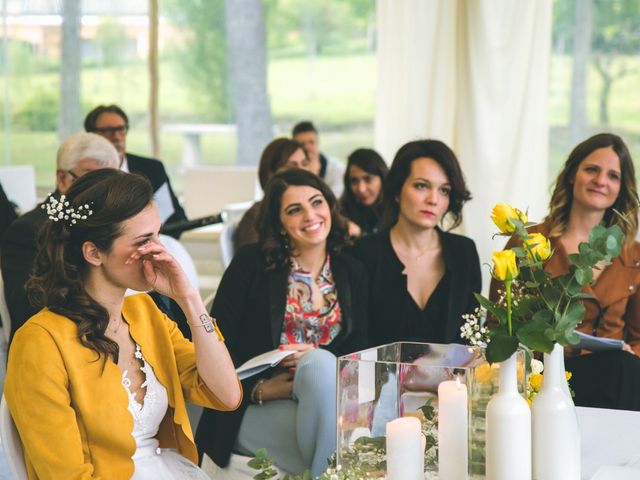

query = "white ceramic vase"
(531, 343), (581, 480)
(485, 351), (531, 480)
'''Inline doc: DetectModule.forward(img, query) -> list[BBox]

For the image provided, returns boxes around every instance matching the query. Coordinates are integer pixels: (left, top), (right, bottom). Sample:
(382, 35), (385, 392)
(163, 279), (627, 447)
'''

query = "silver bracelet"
(251, 379), (266, 405)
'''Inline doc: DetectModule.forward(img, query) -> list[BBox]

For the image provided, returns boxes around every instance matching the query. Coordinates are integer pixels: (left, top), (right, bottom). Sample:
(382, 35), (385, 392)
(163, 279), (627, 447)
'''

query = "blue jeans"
(235, 348), (337, 477)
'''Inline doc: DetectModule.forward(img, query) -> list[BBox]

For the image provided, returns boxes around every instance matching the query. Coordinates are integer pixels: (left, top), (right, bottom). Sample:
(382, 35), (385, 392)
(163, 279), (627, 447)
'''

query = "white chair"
(183, 166), (256, 219)
(159, 234), (199, 291)
(219, 222), (236, 270)
(0, 166), (37, 214)
(0, 395), (28, 480)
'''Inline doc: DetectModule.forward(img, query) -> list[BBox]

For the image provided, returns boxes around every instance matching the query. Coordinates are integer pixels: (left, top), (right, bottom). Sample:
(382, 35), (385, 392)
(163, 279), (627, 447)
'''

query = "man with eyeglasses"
(1, 133), (120, 341)
(84, 104), (187, 237)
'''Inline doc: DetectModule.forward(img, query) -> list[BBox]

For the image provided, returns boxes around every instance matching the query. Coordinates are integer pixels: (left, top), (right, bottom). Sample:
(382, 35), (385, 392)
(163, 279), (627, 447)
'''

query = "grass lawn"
(1, 52), (638, 194)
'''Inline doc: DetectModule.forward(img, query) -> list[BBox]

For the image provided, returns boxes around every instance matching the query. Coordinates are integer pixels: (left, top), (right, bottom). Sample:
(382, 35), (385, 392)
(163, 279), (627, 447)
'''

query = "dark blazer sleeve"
(0, 183), (17, 243)
(1, 212), (42, 340)
(462, 236), (482, 337)
(327, 252), (369, 355)
(195, 244), (272, 467)
(127, 154), (188, 236)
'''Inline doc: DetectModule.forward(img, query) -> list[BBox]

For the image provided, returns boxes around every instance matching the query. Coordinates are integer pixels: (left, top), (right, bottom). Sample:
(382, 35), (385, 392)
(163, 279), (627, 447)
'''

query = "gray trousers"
(235, 348), (337, 477)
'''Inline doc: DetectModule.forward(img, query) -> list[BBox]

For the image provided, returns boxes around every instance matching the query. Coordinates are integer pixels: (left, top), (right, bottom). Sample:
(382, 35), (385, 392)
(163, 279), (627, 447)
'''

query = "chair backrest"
(0, 166), (37, 214)
(183, 166), (257, 219)
(219, 222), (236, 270)
(0, 395), (28, 480)
(0, 273), (11, 344)
(159, 234), (199, 290)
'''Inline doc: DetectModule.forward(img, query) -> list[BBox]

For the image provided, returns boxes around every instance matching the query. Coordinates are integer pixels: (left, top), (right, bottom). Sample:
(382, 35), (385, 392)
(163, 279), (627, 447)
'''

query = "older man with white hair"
(1, 132), (120, 340)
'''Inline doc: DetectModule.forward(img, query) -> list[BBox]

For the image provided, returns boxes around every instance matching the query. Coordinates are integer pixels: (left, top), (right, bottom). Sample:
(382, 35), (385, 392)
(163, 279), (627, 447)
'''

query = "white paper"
(575, 331), (624, 352)
(236, 349), (296, 380)
(154, 182), (175, 223)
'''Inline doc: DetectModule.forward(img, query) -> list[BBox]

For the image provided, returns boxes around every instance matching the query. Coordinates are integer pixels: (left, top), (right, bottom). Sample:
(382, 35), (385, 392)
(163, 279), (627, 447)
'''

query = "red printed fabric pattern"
(280, 255), (342, 346)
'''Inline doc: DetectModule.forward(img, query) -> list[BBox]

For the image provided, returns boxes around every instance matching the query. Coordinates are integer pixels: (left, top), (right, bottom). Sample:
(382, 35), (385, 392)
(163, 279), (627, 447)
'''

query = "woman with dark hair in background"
(353, 139), (480, 346)
(233, 138), (311, 250)
(340, 148), (388, 238)
(491, 132), (640, 410)
(196, 168), (368, 477)
(5, 169), (241, 479)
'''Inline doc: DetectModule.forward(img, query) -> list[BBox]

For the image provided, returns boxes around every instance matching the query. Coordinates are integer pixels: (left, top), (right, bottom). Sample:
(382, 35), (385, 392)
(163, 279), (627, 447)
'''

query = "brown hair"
(257, 138), (306, 190)
(258, 169), (349, 270)
(27, 169), (153, 366)
(547, 133), (638, 242)
(383, 139), (471, 229)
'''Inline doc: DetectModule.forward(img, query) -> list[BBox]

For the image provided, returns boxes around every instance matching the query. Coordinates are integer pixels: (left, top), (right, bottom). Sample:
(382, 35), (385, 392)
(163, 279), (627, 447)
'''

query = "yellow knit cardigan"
(5, 293), (241, 479)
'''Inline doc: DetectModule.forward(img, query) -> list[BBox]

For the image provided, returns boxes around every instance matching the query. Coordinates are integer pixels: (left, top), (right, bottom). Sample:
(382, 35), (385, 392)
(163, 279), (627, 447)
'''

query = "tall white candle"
(386, 416), (424, 480)
(438, 377), (469, 480)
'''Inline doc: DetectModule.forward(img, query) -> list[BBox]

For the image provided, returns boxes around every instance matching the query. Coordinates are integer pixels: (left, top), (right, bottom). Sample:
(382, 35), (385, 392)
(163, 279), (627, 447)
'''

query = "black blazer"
(352, 229), (481, 346)
(127, 153), (187, 235)
(0, 182), (17, 243)
(195, 243), (369, 467)
(1, 205), (46, 340)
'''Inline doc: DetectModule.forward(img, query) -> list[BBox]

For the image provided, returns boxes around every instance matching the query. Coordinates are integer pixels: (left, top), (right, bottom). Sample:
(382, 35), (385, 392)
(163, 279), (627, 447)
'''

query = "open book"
(575, 331), (624, 352)
(236, 349), (296, 380)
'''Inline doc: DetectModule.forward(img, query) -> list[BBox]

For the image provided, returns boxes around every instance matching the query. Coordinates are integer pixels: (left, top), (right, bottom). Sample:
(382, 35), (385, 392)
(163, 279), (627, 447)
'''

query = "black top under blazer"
(352, 229), (481, 346)
(195, 243), (369, 467)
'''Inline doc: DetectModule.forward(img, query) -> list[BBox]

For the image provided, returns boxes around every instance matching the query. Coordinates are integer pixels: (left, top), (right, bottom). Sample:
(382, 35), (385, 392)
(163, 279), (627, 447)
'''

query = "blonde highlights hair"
(547, 133), (638, 243)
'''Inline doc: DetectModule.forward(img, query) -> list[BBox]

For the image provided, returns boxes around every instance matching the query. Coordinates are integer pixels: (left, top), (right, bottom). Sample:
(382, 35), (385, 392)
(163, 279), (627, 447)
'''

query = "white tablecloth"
(577, 406), (640, 479)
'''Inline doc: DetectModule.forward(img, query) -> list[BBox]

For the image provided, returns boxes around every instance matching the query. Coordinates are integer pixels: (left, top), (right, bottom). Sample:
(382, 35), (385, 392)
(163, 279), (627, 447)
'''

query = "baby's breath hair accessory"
(42, 194), (94, 226)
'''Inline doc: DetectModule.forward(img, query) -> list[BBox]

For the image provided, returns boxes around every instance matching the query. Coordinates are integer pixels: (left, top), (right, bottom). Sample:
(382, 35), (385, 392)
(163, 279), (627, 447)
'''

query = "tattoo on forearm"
(188, 314), (225, 342)
(199, 314), (214, 333)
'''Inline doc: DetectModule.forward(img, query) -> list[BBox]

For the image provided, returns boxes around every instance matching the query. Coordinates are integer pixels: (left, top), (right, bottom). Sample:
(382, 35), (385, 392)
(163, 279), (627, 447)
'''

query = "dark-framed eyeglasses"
(94, 125), (128, 136)
(66, 170), (80, 180)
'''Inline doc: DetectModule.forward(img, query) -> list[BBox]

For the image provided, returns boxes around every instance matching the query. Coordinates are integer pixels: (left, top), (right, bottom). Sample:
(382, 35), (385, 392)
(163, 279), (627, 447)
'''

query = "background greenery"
(0, 0), (638, 194)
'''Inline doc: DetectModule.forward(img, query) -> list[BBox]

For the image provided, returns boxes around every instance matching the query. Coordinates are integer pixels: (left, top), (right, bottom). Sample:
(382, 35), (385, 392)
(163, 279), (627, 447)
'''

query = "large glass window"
(1, 0), (376, 193)
(549, 0), (640, 177)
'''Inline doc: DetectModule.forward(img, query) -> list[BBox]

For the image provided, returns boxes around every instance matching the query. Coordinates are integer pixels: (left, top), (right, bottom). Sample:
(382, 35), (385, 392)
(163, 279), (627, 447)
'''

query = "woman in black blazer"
(196, 169), (368, 477)
(353, 139), (480, 346)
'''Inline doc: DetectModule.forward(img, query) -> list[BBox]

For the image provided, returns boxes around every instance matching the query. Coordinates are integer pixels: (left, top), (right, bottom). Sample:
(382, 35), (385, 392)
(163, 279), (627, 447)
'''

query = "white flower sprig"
(460, 307), (490, 347)
(42, 194), (94, 226)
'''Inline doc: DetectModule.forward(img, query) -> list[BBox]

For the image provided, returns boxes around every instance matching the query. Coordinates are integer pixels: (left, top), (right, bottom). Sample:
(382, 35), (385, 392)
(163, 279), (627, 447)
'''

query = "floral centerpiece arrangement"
(463, 202), (624, 363)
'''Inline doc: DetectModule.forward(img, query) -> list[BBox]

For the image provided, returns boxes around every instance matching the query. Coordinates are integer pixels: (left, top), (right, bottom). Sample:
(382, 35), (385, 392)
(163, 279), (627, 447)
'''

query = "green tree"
(163, 0), (229, 121)
(592, 0), (640, 124)
(95, 17), (129, 67)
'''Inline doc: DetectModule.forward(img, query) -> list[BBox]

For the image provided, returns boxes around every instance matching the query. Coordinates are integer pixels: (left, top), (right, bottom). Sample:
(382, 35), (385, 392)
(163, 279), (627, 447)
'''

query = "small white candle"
(386, 416), (423, 480)
(438, 377), (469, 480)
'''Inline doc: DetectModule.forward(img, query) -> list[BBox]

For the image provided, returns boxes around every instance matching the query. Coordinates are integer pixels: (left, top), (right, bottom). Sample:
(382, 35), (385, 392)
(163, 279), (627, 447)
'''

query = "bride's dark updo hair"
(27, 169), (153, 365)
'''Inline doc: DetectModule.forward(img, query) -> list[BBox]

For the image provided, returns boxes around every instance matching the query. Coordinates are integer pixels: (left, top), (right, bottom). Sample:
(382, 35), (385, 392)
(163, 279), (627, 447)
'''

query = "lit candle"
(438, 377), (469, 479)
(385, 416), (424, 480)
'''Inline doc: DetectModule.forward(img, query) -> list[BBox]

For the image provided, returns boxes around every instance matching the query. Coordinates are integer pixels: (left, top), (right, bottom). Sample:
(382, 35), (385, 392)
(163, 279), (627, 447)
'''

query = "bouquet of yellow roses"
(466, 203), (624, 364)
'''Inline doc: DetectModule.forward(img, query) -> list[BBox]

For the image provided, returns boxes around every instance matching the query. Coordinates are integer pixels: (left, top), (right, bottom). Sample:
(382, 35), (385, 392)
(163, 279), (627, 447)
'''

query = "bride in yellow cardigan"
(4, 169), (241, 479)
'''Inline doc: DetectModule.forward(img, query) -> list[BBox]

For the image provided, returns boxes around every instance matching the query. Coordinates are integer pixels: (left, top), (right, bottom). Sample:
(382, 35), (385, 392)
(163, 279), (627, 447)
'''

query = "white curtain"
(374, 0), (458, 162)
(375, 0), (552, 291)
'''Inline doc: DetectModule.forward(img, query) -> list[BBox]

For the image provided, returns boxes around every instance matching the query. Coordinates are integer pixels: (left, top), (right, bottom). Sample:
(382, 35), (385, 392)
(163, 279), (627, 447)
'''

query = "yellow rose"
(492, 249), (519, 281)
(565, 371), (572, 381)
(491, 203), (527, 234)
(529, 373), (543, 391)
(524, 232), (551, 262)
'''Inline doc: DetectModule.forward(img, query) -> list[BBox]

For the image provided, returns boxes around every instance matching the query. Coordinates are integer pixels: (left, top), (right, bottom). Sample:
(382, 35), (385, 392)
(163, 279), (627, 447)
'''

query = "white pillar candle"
(386, 416), (424, 480)
(438, 377), (469, 480)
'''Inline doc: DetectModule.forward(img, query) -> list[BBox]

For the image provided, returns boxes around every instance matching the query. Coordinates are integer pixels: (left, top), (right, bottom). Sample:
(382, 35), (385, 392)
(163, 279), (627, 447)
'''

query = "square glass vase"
(336, 342), (526, 479)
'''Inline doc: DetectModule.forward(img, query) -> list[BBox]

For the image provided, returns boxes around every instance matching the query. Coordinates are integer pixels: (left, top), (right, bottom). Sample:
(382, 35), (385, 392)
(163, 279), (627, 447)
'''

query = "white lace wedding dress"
(122, 345), (209, 480)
